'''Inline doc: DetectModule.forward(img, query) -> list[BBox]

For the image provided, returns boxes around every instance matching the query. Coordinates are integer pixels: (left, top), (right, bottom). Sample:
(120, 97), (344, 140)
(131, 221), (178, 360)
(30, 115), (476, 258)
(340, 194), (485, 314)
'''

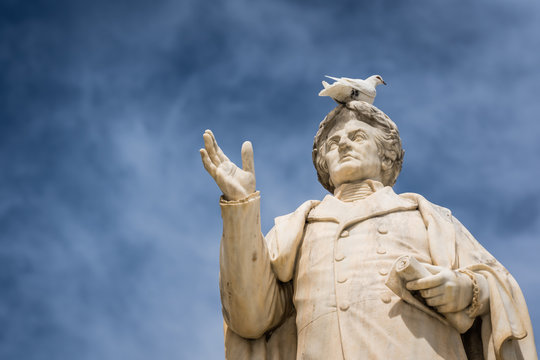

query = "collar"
(334, 179), (384, 202)
(308, 186), (418, 224)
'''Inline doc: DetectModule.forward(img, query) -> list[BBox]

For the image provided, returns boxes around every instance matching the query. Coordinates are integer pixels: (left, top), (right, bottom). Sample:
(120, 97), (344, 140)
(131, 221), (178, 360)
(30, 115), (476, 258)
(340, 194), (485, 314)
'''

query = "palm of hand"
(215, 160), (256, 200)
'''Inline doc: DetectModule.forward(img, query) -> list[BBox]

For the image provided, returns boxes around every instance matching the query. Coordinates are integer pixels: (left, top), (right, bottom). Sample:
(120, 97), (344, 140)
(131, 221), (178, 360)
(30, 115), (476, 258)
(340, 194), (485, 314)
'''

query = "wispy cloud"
(1, 0), (539, 358)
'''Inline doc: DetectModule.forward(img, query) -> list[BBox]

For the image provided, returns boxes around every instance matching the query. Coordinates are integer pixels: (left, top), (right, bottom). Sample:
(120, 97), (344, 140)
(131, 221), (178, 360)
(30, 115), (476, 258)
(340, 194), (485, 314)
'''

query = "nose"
(338, 137), (352, 152)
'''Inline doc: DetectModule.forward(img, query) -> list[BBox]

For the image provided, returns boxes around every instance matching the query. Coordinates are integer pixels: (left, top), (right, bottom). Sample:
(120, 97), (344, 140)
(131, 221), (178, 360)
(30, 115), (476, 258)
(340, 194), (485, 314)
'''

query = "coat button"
(380, 292), (392, 303)
(377, 225), (388, 234)
(335, 253), (345, 261)
(340, 230), (349, 238)
(378, 268), (388, 276)
(339, 303), (350, 311)
(337, 275), (348, 283)
(376, 247), (386, 254)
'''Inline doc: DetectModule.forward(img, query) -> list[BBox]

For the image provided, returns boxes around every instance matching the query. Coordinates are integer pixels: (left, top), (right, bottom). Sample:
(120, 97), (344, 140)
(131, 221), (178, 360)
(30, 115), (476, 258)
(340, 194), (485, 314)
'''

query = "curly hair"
(312, 101), (404, 193)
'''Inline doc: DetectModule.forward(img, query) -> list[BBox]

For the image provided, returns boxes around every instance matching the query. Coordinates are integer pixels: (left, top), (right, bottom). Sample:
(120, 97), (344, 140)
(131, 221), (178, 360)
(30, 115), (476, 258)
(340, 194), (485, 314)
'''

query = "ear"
(381, 158), (392, 171)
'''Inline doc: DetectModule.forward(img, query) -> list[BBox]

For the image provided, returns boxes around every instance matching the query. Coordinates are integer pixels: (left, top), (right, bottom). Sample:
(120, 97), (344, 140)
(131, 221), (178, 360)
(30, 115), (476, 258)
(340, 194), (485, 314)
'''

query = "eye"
(327, 140), (338, 151)
(351, 133), (366, 142)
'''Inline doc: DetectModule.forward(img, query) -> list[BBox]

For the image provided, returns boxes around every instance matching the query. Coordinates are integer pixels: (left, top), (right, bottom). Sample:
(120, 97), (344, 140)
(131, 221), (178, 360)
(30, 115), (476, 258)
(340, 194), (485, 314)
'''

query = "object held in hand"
(387, 255), (472, 333)
(395, 255), (432, 281)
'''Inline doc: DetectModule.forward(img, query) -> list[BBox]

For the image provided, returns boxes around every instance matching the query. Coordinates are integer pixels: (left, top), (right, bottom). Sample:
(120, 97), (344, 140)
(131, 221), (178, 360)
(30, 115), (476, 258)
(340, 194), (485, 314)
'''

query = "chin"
(335, 162), (362, 176)
(331, 170), (365, 186)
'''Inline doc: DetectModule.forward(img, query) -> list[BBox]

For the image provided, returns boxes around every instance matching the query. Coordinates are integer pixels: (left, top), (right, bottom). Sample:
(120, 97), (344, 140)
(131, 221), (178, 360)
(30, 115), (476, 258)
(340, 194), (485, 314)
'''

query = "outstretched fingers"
(200, 148), (217, 178)
(206, 129), (229, 162)
(241, 141), (255, 174)
(203, 131), (221, 166)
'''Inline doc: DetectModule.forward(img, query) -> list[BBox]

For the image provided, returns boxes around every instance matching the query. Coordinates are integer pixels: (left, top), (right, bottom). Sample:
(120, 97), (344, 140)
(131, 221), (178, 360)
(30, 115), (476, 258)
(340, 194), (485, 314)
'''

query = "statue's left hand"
(405, 265), (473, 314)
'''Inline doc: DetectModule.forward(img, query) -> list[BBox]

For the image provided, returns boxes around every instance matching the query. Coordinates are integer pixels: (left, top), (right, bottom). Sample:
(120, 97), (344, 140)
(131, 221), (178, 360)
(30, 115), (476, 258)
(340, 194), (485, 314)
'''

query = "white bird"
(319, 75), (387, 104)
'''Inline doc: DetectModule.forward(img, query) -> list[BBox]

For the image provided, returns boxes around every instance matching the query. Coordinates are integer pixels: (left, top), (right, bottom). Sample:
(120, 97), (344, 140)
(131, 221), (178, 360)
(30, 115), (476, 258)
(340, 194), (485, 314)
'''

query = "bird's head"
(368, 75), (387, 86)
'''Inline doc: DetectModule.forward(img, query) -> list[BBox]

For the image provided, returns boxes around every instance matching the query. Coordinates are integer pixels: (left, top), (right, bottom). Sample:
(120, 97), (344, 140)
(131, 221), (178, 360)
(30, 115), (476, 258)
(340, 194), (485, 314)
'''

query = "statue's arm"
(200, 130), (290, 339)
(219, 193), (292, 339)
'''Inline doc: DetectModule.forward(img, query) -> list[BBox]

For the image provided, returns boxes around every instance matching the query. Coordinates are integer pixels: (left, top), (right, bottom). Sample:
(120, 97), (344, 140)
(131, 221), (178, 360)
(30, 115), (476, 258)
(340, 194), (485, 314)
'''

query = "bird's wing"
(325, 76), (362, 88)
(326, 76), (360, 85)
(339, 77), (359, 83)
(321, 80), (330, 89)
(344, 79), (376, 97)
(339, 78), (362, 87)
(318, 82), (349, 98)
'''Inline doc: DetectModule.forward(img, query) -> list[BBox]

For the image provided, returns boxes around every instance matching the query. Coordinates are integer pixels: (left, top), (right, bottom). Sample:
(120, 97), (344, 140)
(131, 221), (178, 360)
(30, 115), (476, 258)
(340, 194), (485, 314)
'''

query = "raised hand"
(200, 129), (256, 201)
(406, 264), (473, 314)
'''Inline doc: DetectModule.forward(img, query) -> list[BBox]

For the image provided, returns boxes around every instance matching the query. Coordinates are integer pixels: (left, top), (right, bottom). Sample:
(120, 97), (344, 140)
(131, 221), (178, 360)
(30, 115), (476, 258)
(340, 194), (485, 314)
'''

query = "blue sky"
(1, 0), (539, 358)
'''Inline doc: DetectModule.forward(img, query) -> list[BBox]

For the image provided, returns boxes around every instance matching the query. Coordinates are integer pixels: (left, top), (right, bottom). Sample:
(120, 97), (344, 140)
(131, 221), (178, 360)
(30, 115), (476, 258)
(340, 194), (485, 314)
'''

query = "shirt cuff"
(220, 191), (260, 205)
(468, 271), (490, 318)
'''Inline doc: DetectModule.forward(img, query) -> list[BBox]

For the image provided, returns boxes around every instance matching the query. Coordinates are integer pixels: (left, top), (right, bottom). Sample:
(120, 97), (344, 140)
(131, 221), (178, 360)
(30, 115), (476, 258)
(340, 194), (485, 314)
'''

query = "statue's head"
(312, 101), (404, 193)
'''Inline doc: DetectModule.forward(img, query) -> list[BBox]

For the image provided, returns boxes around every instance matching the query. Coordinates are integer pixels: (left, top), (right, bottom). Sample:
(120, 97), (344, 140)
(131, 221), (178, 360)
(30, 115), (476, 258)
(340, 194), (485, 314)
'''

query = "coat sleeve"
(219, 192), (293, 339)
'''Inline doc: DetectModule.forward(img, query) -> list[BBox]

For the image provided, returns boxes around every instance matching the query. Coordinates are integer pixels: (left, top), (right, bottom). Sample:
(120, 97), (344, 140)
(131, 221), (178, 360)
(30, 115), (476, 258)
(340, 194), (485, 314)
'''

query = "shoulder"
(274, 199), (321, 225)
(268, 199), (321, 240)
(399, 191), (453, 221)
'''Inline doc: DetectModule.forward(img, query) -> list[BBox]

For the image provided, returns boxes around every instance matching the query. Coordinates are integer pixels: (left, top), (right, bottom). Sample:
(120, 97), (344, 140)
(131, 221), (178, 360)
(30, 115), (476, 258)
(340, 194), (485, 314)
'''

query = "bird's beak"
(382, 80), (387, 85)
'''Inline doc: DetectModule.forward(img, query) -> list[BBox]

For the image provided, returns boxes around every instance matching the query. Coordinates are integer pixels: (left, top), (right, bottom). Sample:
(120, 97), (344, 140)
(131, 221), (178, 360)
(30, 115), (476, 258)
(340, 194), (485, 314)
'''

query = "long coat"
(219, 186), (537, 360)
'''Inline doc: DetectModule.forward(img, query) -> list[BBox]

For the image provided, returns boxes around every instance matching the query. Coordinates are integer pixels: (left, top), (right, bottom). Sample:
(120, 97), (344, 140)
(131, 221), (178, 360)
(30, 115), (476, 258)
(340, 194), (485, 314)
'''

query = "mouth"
(339, 154), (355, 163)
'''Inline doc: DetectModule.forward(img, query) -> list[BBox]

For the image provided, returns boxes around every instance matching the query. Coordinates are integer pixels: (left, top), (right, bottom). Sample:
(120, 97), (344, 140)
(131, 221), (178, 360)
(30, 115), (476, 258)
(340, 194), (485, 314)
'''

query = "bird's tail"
(319, 81), (332, 96)
(325, 75), (341, 82)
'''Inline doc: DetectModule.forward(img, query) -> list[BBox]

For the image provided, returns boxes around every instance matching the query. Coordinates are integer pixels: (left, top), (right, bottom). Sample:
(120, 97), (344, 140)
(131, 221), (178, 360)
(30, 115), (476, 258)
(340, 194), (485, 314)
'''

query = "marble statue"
(200, 77), (537, 360)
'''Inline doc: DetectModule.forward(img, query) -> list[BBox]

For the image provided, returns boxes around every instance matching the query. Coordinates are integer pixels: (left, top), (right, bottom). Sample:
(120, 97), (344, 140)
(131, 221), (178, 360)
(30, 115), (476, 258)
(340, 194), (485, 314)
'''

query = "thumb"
(241, 141), (255, 174)
(423, 263), (444, 275)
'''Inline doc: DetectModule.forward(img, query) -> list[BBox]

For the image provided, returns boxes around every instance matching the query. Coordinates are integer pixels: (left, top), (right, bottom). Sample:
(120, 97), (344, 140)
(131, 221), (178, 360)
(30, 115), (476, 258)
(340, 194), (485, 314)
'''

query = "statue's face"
(324, 118), (382, 189)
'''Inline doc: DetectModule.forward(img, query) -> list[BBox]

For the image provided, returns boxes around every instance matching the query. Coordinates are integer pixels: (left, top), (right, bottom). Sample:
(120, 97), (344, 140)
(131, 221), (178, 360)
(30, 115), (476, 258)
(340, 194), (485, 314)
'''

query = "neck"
(334, 179), (382, 202)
